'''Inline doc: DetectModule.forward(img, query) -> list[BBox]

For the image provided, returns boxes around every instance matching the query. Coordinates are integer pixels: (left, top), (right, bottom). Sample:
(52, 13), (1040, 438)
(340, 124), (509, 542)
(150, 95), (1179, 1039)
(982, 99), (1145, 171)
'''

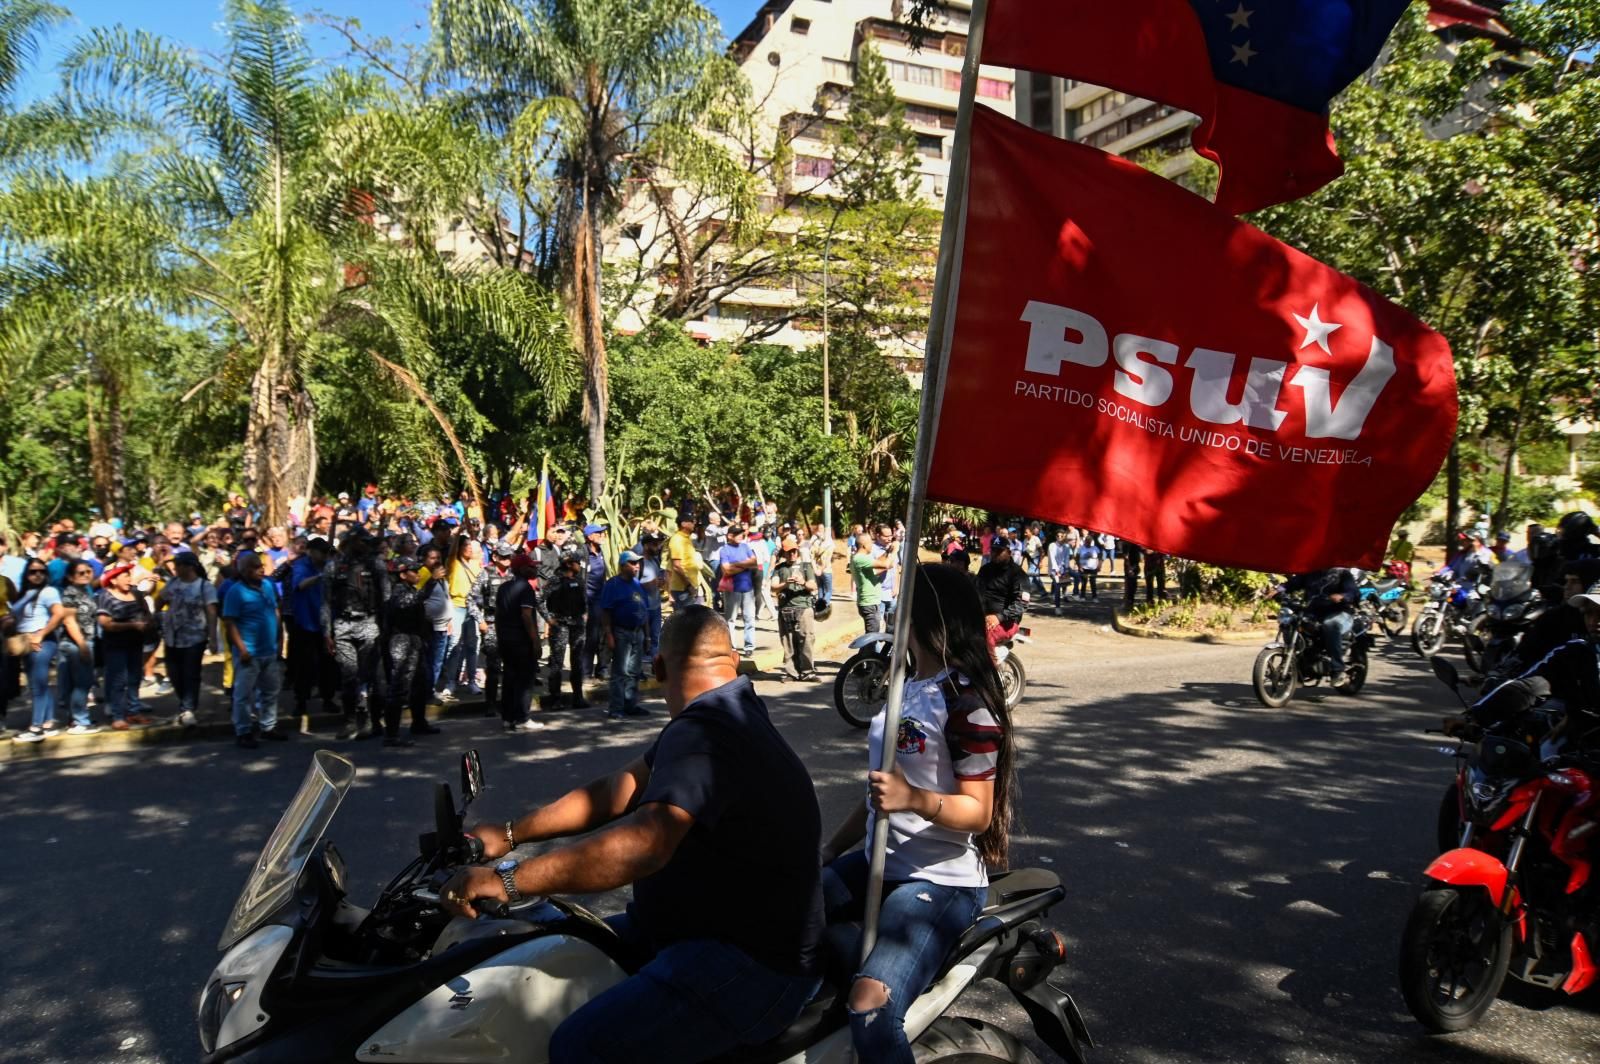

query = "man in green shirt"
(771, 534), (819, 681)
(848, 536), (891, 634)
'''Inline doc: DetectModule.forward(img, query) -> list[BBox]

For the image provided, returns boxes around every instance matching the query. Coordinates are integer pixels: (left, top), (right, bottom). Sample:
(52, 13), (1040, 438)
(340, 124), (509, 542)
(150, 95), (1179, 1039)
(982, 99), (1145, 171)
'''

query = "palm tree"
(0, 0), (574, 524)
(0, 0), (65, 108)
(431, 0), (750, 499)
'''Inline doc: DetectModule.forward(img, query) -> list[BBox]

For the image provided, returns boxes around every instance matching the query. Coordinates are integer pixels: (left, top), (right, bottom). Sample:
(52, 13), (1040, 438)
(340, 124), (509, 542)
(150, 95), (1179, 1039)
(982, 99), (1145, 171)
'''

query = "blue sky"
(19, 0), (770, 99)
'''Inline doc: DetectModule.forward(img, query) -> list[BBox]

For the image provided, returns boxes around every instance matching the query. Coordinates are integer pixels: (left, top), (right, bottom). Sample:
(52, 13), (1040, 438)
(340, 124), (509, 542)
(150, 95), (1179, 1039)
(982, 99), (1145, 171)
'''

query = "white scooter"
(833, 628), (1029, 730)
(200, 751), (1092, 1063)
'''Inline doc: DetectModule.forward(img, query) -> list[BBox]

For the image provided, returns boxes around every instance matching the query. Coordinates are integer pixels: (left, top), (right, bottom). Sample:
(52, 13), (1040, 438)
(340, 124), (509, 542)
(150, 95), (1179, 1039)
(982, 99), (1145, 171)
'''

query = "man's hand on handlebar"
(1440, 716), (1481, 739)
(467, 822), (513, 862)
(439, 865), (508, 919)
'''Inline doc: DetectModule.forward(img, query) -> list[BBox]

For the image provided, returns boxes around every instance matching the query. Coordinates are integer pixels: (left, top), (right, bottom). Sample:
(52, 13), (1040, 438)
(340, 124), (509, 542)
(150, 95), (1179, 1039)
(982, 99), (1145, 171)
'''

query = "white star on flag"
(1231, 41), (1257, 66)
(1293, 304), (1342, 355)
(1227, 4), (1253, 30)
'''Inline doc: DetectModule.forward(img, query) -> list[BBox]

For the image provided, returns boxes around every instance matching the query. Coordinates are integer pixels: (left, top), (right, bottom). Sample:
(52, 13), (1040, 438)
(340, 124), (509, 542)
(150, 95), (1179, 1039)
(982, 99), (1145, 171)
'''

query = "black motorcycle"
(1464, 560), (1547, 684)
(1252, 597), (1375, 708)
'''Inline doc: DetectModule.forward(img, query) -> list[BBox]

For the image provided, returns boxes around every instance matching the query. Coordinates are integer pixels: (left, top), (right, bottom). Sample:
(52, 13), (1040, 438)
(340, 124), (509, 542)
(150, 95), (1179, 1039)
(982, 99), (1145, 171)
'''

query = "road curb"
(1110, 610), (1272, 646)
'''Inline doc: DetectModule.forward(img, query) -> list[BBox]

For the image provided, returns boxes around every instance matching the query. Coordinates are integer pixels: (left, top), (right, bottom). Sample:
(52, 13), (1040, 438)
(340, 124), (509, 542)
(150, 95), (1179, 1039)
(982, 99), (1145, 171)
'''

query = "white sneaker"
(436, 689), (457, 703)
(177, 710), (199, 728)
(155, 678), (173, 694)
(506, 719), (547, 732)
(14, 730), (44, 743)
(66, 724), (102, 735)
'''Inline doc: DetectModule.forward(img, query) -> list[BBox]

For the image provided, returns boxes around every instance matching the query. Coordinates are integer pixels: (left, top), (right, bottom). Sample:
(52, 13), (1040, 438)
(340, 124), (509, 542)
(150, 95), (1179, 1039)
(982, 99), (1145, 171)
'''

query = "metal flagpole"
(860, 0), (991, 960)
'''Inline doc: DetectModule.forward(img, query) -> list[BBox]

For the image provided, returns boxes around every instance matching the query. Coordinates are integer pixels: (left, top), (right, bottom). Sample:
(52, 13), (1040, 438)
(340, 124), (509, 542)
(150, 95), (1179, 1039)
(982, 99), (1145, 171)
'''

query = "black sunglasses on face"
(26, 568), (47, 576)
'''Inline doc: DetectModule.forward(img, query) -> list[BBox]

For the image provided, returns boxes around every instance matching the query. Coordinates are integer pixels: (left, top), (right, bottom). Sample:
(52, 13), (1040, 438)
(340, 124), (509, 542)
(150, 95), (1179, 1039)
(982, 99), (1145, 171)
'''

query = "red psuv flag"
(926, 110), (1456, 572)
(982, 0), (1412, 214)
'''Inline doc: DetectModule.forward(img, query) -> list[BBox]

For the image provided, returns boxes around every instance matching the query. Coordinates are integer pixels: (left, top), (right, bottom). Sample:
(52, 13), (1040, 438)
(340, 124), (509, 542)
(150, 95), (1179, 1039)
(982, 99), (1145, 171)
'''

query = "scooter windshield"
(218, 750), (357, 951)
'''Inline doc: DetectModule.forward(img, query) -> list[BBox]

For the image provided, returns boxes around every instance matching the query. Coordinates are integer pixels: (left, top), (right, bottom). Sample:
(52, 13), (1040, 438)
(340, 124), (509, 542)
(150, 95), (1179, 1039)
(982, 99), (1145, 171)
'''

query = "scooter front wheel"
(1412, 611), (1446, 657)
(1380, 599), (1411, 638)
(999, 652), (1027, 709)
(1398, 887), (1511, 1033)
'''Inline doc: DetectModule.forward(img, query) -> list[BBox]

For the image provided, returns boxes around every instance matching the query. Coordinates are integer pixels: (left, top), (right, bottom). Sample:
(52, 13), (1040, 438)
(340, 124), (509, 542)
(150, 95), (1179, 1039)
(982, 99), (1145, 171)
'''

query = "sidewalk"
(1, 599), (867, 764)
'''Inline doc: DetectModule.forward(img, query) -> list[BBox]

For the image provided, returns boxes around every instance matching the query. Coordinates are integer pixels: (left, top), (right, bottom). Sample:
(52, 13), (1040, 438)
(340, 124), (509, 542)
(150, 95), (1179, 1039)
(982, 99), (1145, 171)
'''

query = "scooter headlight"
(1504, 602), (1526, 620)
(198, 981), (247, 1054)
(196, 924), (293, 1055)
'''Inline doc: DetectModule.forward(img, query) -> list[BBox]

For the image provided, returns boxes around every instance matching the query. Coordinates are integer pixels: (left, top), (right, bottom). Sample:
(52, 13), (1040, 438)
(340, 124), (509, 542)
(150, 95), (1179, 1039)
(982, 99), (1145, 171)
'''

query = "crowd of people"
(0, 481), (1176, 750)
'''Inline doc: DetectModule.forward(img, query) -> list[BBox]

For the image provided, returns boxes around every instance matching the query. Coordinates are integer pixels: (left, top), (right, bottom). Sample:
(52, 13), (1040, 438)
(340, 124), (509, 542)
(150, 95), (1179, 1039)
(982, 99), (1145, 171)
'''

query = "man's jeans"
(441, 605), (479, 691)
(644, 607), (662, 662)
(670, 588), (701, 611)
(56, 639), (95, 727)
(723, 590), (756, 652)
(232, 654), (281, 736)
(859, 603), (882, 634)
(816, 569), (833, 608)
(1322, 611), (1355, 675)
(608, 627), (644, 712)
(822, 850), (985, 1064)
(167, 642), (206, 714)
(549, 913), (819, 1064)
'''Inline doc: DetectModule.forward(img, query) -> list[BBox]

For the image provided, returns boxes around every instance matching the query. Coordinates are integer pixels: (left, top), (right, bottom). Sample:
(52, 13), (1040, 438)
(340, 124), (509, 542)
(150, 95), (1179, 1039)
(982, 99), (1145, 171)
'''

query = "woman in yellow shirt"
(438, 537), (484, 700)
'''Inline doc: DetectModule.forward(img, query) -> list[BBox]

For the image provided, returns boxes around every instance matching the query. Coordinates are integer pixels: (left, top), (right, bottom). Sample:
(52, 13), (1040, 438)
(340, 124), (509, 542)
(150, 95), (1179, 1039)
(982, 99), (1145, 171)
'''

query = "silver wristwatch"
(495, 858), (522, 903)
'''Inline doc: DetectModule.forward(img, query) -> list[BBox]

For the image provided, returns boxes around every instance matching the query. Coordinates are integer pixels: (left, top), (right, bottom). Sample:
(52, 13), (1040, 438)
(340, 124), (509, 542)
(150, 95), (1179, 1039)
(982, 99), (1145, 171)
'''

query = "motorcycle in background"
(834, 627), (1029, 729)
(1398, 659), (1598, 1033)
(1251, 596), (1376, 708)
(1358, 563), (1412, 638)
(1412, 566), (1489, 660)
(1463, 560), (1547, 684)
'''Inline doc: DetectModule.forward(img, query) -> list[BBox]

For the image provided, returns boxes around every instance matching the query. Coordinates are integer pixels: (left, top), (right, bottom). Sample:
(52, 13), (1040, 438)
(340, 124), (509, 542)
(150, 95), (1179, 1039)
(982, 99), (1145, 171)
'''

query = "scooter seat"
(985, 867), (1061, 910)
(1372, 578), (1400, 593)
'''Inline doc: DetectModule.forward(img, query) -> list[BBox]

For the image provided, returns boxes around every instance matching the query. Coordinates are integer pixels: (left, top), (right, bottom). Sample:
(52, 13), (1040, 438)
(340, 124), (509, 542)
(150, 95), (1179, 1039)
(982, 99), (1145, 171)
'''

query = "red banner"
(926, 110), (1457, 572)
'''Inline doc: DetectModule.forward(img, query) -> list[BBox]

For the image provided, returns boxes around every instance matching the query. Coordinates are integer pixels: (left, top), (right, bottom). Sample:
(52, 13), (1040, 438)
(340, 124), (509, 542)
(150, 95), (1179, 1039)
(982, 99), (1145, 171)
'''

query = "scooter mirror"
(460, 750), (484, 807)
(1430, 657), (1460, 690)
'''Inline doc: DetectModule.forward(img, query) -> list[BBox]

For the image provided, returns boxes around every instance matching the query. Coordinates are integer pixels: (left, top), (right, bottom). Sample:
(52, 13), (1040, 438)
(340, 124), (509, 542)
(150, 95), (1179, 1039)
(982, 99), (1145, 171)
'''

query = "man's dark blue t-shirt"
(288, 555), (323, 631)
(599, 574), (649, 629)
(632, 675), (823, 976)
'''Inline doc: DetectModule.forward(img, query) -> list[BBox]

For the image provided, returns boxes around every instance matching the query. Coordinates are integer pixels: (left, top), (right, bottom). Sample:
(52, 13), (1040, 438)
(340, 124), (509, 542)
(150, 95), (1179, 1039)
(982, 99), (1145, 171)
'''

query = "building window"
(944, 69), (962, 92)
(905, 104), (957, 129)
(791, 17), (809, 34)
(886, 59), (940, 87)
(977, 77), (1012, 100)
(916, 133), (944, 158)
(795, 155), (835, 178)
(822, 57), (854, 83)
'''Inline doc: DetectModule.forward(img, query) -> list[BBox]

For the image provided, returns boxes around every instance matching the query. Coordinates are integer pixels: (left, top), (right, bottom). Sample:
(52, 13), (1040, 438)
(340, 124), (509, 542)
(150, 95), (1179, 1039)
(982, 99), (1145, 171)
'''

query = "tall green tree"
(1255, 4), (1598, 544)
(0, 0), (572, 524)
(432, 0), (750, 500)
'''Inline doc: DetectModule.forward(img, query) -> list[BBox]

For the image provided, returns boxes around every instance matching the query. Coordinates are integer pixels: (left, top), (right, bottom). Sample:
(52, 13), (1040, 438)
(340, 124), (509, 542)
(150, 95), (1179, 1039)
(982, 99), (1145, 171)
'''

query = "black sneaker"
(571, 698), (591, 710)
(236, 734), (260, 750)
(261, 728), (290, 741)
(410, 722), (442, 736)
(382, 736), (415, 748)
(621, 705), (651, 718)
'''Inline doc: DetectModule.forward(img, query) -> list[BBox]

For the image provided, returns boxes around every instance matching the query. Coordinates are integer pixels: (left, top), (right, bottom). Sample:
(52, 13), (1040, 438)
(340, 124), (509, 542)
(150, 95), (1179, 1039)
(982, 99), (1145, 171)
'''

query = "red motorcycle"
(1398, 660), (1600, 1032)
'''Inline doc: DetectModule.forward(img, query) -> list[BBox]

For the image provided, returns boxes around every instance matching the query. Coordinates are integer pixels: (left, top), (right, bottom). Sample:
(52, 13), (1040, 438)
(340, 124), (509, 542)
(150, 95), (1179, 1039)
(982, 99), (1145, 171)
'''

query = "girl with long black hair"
(818, 561), (1017, 1063)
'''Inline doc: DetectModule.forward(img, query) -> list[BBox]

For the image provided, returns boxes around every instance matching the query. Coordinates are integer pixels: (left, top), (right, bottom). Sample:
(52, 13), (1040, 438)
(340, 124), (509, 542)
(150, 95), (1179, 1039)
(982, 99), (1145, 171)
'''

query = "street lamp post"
(821, 211), (839, 538)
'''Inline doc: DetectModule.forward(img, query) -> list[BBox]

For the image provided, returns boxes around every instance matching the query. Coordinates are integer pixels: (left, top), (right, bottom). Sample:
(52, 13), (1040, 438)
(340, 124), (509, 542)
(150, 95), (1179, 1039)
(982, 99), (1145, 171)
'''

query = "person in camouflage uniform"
(380, 557), (435, 746)
(544, 552), (589, 710)
(474, 542), (517, 711)
(320, 531), (391, 740)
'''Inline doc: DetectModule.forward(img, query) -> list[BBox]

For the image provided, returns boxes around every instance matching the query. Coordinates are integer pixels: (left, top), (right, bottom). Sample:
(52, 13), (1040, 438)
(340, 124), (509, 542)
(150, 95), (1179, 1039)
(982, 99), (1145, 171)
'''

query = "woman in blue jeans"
(12, 560), (66, 741)
(818, 563), (1017, 1062)
(56, 561), (102, 733)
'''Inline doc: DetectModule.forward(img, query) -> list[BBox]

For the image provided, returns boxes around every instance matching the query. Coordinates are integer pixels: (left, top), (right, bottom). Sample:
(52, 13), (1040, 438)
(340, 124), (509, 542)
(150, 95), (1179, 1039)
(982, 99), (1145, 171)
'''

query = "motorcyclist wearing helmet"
(1277, 568), (1360, 688)
(1452, 580), (1600, 750)
(976, 541), (1026, 648)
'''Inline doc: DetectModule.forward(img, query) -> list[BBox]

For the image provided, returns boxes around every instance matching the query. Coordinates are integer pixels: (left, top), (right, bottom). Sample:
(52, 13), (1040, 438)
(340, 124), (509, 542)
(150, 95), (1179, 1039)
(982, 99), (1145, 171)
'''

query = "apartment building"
(608, 0), (1013, 361)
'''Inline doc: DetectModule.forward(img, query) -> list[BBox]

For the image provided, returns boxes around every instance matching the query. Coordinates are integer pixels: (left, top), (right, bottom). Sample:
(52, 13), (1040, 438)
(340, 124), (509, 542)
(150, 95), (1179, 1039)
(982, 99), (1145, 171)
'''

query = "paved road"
(2, 612), (1597, 1063)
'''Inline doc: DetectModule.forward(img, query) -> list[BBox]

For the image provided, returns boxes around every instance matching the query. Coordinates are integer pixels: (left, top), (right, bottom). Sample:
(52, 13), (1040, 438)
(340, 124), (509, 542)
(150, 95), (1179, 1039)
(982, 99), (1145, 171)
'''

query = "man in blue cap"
(599, 550), (651, 720)
(582, 523), (610, 681)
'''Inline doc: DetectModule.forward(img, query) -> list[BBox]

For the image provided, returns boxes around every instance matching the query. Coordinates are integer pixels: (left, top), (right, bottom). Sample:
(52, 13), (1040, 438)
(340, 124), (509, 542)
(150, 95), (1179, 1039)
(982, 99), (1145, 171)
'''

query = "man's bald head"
(657, 606), (738, 716)
(660, 606), (735, 671)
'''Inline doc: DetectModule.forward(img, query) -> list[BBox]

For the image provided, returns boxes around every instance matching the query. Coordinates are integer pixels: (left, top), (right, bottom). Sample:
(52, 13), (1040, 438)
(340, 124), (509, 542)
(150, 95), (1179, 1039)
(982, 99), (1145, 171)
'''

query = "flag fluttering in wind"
(982, 0), (1412, 214)
(534, 456), (557, 543)
(925, 108), (1457, 571)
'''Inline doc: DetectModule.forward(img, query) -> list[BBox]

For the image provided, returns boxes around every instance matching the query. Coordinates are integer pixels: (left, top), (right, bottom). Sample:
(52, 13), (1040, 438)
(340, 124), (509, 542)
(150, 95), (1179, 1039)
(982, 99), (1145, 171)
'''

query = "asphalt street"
(2, 607), (1598, 1064)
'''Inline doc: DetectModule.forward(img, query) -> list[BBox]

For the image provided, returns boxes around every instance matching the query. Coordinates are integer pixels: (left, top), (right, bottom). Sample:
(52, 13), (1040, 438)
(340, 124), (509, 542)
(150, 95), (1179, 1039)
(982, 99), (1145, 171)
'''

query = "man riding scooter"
(441, 606), (824, 1064)
(1275, 568), (1360, 688)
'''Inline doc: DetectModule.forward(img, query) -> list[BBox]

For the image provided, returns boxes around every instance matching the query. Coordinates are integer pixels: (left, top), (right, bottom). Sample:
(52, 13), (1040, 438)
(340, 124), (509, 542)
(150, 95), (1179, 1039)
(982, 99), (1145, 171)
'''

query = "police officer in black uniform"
(544, 553), (590, 710)
(381, 557), (433, 746)
(477, 542), (517, 712)
(321, 530), (391, 740)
